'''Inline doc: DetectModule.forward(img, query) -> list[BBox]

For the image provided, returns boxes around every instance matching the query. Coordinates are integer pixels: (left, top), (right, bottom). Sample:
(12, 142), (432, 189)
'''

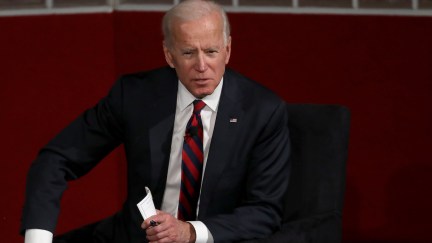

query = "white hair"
(162, 0), (231, 48)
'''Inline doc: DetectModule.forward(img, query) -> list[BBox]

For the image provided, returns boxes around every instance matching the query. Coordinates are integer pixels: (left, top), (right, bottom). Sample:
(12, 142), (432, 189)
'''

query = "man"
(21, 1), (290, 242)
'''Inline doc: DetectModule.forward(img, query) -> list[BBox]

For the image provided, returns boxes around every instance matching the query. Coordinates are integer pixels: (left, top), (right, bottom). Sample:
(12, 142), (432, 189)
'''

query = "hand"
(142, 210), (196, 243)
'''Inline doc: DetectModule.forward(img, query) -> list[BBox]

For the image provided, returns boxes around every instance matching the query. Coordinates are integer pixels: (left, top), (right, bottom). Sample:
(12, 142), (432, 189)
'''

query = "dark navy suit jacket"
(21, 66), (291, 242)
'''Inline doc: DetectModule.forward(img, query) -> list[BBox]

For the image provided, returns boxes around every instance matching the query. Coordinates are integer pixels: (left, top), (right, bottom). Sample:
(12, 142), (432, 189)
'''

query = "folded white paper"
(137, 187), (157, 220)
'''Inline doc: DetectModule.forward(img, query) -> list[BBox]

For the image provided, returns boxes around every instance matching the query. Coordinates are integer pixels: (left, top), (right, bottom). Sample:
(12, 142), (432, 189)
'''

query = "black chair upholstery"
(243, 103), (350, 243)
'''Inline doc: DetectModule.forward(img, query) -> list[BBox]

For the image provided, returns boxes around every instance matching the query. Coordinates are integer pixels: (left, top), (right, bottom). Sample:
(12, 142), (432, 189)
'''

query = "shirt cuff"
(25, 229), (53, 243)
(188, 221), (214, 243)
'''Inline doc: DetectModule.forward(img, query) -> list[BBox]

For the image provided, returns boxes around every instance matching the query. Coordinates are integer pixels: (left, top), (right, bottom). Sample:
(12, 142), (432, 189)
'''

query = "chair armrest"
(239, 210), (342, 243)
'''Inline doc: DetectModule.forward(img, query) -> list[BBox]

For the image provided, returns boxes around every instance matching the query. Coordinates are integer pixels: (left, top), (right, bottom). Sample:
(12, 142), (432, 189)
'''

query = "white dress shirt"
(161, 79), (223, 243)
(25, 78), (223, 243)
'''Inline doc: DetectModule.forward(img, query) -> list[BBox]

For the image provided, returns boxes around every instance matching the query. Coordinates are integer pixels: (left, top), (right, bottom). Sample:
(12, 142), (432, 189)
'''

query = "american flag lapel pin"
(229, 118), (238, 123)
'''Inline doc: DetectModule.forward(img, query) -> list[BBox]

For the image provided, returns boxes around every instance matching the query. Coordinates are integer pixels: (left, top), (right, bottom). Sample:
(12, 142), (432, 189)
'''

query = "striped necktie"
(178, 100), (206, 221)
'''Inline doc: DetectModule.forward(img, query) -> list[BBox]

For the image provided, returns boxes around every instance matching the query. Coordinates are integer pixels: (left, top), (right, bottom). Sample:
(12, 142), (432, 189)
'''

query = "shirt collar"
(177, 78), (223, 112)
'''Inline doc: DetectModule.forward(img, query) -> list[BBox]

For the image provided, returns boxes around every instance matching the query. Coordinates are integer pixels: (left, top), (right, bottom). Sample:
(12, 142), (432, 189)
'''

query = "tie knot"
(193, 100), (206, 114)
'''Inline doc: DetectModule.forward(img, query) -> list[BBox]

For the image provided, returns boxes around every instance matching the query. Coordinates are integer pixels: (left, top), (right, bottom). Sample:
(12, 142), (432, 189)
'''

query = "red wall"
(1, 11), (431, 243)
(0, 13), (123, 243)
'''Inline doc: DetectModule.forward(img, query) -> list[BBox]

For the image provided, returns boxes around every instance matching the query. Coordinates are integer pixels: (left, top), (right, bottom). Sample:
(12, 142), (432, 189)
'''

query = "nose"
(194, 53), (208, 72)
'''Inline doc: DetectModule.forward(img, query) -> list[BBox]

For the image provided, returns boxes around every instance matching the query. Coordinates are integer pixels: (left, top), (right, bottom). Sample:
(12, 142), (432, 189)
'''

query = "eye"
(182, 51), (192, 56)
(181, 49), (195, 57)
(206, 49), (218, 56)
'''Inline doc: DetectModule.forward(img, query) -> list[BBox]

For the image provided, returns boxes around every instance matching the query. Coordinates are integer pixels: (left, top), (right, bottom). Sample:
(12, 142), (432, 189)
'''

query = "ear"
(224, 36), (232, 65)
(163, 42), (175, 68)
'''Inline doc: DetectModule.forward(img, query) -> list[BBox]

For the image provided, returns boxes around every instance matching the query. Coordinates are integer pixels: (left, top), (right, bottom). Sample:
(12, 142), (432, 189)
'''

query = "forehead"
(171, 12), (224, 46)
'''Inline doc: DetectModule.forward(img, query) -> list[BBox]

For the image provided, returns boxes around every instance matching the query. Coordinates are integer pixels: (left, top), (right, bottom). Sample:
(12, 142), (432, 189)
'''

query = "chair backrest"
(280, 103), (350, 242)
(246, 104), (350, 243)
(284, 103), (350, 218)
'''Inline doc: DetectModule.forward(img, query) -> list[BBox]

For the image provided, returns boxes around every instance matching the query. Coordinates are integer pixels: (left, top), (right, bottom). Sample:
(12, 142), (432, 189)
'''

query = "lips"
(193, 78), (211, 83)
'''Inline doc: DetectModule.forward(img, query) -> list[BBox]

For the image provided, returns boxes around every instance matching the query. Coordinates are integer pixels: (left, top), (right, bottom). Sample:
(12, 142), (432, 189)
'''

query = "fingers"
(146, 224), (170, 242)
(141, 212), (172, 240)
(141, 212), (192, 242)
(141, 211), (168, 230)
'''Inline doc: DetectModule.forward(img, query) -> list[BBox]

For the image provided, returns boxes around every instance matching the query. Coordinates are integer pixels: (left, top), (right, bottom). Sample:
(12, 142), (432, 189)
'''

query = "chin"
(194, 91), (212, 99)
(195, 94), (208, 99)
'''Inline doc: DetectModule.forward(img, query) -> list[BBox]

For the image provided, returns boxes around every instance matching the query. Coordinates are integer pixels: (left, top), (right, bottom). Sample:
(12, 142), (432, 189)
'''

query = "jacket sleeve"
(20, 78), (126, 234)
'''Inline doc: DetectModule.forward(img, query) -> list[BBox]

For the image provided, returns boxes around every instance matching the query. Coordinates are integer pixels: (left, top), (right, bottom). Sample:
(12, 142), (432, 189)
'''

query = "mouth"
(193, 78), (211, 83)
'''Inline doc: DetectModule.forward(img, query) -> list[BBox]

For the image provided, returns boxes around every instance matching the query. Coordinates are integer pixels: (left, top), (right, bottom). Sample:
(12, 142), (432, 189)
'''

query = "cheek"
(173, 61), (187, 72)
(177, 60), (194, 70)
(175, 64), (195, 81)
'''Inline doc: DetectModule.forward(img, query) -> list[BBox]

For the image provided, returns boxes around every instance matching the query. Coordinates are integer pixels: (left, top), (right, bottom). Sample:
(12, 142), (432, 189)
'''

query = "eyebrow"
(181, 46), (220, 51)
(180, 47), (196, 52)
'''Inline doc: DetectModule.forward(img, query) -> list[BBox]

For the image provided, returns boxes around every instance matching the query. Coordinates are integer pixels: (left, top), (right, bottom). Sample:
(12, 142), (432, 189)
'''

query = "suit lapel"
(147, 68), (178, 207)
(199, 69), (245, 218)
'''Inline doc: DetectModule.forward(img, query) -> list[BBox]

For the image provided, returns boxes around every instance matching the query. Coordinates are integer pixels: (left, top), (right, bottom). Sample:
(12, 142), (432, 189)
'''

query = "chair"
(243, 103), (351, 243)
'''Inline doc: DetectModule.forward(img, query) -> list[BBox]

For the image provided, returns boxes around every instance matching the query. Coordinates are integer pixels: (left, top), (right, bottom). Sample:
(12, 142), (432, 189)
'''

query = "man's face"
(163, 11), (231, 98)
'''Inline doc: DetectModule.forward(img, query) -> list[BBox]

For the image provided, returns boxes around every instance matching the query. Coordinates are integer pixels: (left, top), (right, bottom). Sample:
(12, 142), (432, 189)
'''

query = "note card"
(136, 187), (157, 220)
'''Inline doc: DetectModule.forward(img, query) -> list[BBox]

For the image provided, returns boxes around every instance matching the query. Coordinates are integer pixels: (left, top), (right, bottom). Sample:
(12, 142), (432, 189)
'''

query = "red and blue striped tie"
(178, 100), (206, 221)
